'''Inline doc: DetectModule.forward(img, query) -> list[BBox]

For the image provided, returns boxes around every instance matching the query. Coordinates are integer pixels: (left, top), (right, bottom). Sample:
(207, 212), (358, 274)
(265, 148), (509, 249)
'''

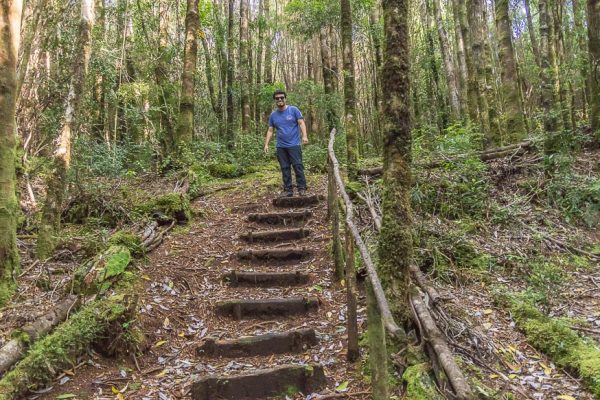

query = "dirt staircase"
(191, 194), (329, 399)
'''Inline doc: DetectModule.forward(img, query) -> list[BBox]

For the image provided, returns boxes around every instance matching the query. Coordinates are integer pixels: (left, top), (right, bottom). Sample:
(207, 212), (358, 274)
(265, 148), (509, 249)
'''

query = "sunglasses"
(274, 96), (285, 100)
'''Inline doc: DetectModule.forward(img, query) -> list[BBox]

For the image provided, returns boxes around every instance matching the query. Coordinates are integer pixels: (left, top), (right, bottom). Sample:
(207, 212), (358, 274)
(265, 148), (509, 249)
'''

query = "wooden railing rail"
(326, 128), (475, 400)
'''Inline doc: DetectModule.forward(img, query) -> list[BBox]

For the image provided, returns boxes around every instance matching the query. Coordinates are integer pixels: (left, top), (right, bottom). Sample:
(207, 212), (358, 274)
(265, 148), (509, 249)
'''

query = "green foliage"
(207, 162), (245, 178)
(525, 257), (567, 302)
(402, 363), (444, 400)
(108, 231), (144, 257)
(302, 144), (328, 173)
(545, 171), (600, 227)
(416, 225), (496, 283)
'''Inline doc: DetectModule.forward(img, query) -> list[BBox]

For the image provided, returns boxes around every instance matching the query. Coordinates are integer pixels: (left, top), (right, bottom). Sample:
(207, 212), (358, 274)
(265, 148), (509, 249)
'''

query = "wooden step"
(197, 328), (318, 358)
(239, 228), (310, 242)
(223, 271), (311, 287)
(236, 247), (311, 262)
(272, 194), (319, 208)
(215, 296), (320, 320)
(247, 210), (312, 225)
(191, 364), (326, 400)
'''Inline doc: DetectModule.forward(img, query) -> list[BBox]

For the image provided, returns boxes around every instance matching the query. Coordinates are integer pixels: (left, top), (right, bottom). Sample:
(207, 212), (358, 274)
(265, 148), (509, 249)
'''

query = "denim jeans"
(276, 145), (306, 192)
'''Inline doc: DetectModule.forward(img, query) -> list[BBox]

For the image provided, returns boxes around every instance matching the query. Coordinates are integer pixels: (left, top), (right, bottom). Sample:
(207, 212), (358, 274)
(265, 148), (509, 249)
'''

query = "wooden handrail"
(327, 129), (407, 341)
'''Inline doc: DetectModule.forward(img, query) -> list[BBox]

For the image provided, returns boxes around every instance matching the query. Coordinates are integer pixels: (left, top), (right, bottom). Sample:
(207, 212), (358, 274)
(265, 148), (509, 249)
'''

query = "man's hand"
(264, 144), (269, 154)
(302, 136), (309, 145)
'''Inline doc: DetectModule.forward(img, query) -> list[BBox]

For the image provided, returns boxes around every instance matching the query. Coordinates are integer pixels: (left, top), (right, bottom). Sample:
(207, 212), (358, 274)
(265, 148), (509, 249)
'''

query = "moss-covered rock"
(402, 363), (444, 400)
(137, 192), (192, 223)
(109, 230), (144, 257)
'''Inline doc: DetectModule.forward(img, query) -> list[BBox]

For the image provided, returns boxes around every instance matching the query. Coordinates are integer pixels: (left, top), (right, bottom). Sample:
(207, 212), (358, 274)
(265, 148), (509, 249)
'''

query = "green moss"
(506, 295), (600, 397)
(402, 363), (444, 400)
(137, 193), (192, 223)
(0, 280), (16, 307)
(100, 246), (131, 282)
(109, 230), (143, 257)
(207, 163), (245, 179)
(0, 287), (135, 400)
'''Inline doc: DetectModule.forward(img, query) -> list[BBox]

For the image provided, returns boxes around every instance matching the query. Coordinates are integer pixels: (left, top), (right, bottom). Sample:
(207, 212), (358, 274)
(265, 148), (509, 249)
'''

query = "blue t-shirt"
(268, 106), (304, 148)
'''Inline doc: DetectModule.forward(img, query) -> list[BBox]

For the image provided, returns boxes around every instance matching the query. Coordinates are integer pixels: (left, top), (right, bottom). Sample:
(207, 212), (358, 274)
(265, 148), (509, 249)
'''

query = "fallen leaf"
(483, 309), (493, 315)
(155, 369), (168, 378)
(154, 340), (167, 348)
(556, 396), (576, 400)
(56, 395), (77, 400)
(335, 381), (349, 392)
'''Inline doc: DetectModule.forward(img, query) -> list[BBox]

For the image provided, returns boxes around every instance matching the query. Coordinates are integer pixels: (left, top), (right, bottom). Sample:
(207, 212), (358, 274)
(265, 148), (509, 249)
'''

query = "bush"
(546, 172), (600, 227)
(207, 162), (245, 178)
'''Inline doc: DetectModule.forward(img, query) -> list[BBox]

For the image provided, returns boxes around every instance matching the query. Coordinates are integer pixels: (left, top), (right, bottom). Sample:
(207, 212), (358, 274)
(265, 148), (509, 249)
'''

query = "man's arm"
(264, 126), (274, 153)
(298, 119), (308, 144)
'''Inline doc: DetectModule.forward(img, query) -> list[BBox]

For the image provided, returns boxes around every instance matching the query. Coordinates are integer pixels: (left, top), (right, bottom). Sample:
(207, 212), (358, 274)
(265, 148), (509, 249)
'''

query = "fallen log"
(409, 285), (474, 399)
(0, 295), (79, 376)
(358, 140), (534, 176)
(0, 289), (137, 400)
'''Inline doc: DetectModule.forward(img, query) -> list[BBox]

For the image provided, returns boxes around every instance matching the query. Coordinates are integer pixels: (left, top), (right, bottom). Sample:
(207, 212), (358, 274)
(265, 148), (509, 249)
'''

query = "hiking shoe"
(298, 189), (307, 197)
(279, 190), (293, 197)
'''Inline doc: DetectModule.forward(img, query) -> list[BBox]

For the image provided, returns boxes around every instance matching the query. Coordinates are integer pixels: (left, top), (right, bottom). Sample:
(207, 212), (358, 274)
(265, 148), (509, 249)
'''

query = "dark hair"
(273, 89), (287, 99)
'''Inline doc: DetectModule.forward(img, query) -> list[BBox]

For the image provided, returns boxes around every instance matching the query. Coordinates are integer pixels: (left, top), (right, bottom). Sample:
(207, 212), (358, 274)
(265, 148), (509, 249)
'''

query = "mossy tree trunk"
(432, 0), (460, 120)
(254, 0), (265, 132)
(573, 0), (589, 118)
(495, 0), (527, 141)
(37, 0), (94, 259)
(340, 0), (358, 180)
(0, 0), (22, 304)
(379, 0), (413, 331)
(539, 0), (561, 161)
(589, 0), (600, 142)
(175, 0), (200, 148)
(226, 0), (235, 149)
(451, 0), (468, 115)
(468, 0), (491, 143)
(155, 0), (175, 155)
(320, 27), (338, 133)
(263, 0), (272, 86)
(239, 0), (250, 133)
(524, 0), (541, 67)
(457, 0), (479, 123)
(202, 33), (222, 133)
(15, 0), (40, 100)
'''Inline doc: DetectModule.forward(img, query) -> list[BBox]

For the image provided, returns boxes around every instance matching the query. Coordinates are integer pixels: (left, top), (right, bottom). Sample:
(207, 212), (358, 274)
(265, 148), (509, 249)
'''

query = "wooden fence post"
(367, 281), (389, 399)
(329, 158), (344, 280)
(345, 223), (359, 362)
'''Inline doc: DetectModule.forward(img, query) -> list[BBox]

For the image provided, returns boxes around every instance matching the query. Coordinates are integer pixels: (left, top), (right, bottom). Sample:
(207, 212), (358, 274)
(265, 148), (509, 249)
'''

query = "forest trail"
(36, 174), (368, 400)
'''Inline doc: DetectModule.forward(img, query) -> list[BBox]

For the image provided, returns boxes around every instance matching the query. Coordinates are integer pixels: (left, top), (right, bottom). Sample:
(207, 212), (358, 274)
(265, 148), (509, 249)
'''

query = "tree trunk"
(539, 0), (560, 159)
(432, 0), (460, 120)
(573, 0), (589, 117)
(263, 0), (272, 85)
(458, 0), (479, 122)
(451, 0), (468, 114)
(155, 0), (175, 154)
(0, 0), (22, 304)
(202, 34), (220, 122)
(524, 0), (541, 67)
(226, 0), (235, 149)
(175, 0), (200, 147)
(37, 0), (94, 259)
(341, 0), (358, 181)
(495, 0), (527, 141)
(379, 0), (412, 335)
(239, 0), (250, 132)
(468, 0), (491, 142)
(589, 0), (600, 141)
(255, 0), (264, 131)
(15, 0), (40, 100)
(320, 28), (338, 132)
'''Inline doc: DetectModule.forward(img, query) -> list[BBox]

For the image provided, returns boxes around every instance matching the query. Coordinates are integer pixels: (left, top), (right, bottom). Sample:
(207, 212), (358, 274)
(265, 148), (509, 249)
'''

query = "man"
(264, 89), (309, 197)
